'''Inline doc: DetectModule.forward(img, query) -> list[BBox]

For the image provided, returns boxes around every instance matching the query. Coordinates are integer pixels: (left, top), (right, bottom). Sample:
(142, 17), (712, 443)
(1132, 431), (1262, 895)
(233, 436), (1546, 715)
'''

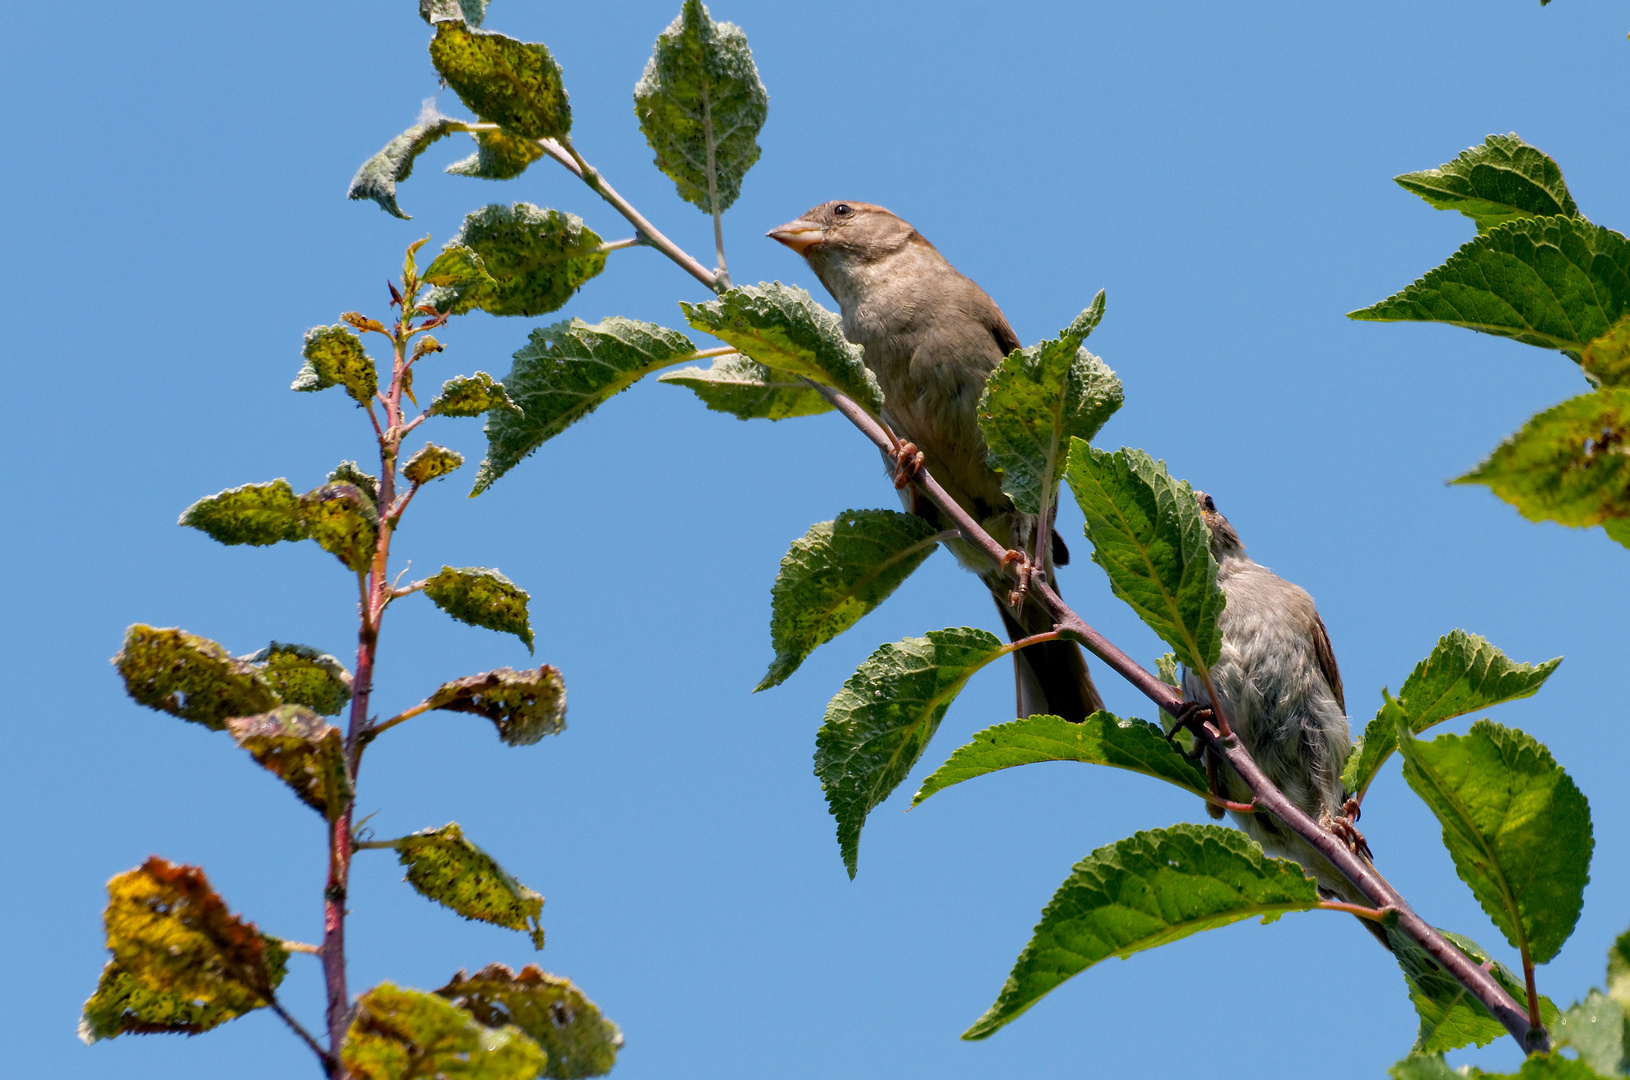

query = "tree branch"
(804, 381), (1547, 1053)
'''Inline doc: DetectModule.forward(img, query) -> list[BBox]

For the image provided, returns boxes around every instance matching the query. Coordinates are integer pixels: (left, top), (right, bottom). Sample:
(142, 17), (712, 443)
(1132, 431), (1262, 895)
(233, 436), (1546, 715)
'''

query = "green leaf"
(1455, 388), (1630, 532)
(328, 461), (381, 509)
(419, 0), (488, 28)
(1063, 442), (1223, 676)
(657, 352), (833, 420)
(446, 128), (547, 180)
(963, 824), (1322, 1040)
(757, 509), (942, 691)
(633, 0), (768, 216)
(1349, 217), (1630, 354)
(438, 964), (623, 1079)
(1581, 315), (1630, 388)
(430, 21), (571, 141)
(1343, 629), (1561, 799)
(344, 982), (546, 1080)
(426, 666), (567, 746)
(114, 625), (280, 731)
(1391, 926), (1517, 1052)
(1462, 1058), (1620, 1080)
(1609, 926), (1630, 1009)
(1395, 134), (1579, 233)
(297, 483), (379, 573)
(242, 641), (352, 716)
(430, 372), (520, 417)
(680, 282), (884, 414)
(80, 959), (248, 1041)
(179, 479), (305, 547)
(912, 711), (1209, 807)
(423, 566), (534, 651)
(1389, 1055), (1461, 1080)
(347, 116), (467, 220)
(1556, 990), (1627, 1076)
(978, 293), (1123, 514)
(394, 824), (546, 949)
(227, 706), (353, 818)
(815, 627), (1011, 877)
(101, 858), (288, 1022)
(473, 317), (697, 493)
(1396, 719), (1593, 964)
(426, 205), (605, 317)
(404, 443), (466, 485)
(421, 241), (496, 295)
(294, 324), (379, 403)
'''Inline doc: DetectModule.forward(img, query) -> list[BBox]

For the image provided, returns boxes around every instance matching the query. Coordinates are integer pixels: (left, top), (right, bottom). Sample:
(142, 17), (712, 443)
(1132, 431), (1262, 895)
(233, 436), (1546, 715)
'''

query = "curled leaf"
(427, 665), (567, 746)
(114, 625), (279, 731)
(395, 824), (546, 949)
(438, 964), (622, 1079)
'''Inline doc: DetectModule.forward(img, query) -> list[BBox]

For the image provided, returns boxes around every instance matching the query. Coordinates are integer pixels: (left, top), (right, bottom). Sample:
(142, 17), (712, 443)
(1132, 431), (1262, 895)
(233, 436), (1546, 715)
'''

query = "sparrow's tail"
(993, 587), (1104, 723)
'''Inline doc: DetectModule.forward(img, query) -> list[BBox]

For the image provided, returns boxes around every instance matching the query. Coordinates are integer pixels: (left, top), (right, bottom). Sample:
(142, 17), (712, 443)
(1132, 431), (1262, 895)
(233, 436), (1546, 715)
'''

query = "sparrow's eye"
(833, 203), (852, 216)
(1201, 495), (1216, 512)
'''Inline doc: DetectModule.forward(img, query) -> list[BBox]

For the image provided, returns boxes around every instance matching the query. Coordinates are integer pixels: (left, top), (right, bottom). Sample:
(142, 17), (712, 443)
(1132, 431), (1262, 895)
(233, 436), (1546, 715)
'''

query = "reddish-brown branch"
(804, 381), (1547, 1053)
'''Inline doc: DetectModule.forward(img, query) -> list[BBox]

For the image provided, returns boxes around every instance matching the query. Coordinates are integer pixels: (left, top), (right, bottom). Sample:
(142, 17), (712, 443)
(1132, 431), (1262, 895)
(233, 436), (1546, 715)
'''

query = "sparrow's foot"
(890, 440), (925, 490)
(1343, 796), (1362, 824)
(1330, 812), (1373, 861)
(1164, 701), (1211, 761)
(999, 549), (1033, 610)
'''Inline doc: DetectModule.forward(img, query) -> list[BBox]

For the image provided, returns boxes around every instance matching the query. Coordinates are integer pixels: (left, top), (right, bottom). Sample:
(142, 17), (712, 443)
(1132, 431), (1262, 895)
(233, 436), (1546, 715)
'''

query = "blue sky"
(5, 2), (1628, 1077)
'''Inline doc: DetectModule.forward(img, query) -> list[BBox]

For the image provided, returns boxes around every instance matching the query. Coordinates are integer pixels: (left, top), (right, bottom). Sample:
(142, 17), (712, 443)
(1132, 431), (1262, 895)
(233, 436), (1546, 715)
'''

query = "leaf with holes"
(429, 21), (571, 140)
(179, 479), (305, 548)
(100, 858), (288, 1023)
(347, 116), (468, 220)
(294, 325), (378, 403)
(979, 293), (1122, 515)
(475, 317), (697, 493)
(447, 129), (545, 180)
(1395, 133), (1579, 233)
(1396, 719), (1593, 964)
(1456, 388), (1630, 533)
(242, 642), (352, 716)
(297, 483), (379, 573)
(227, 706), (352, 818)
(394, 824), (545, 949)
(658, 352), (832, 420)
(343, 982), (545, 1080)
(328, 461), (381, 508)
(422, 567), (534, 651)
(1064, 443), (1223, 677)
(438, 964), (622, 1079)
(404, 443), (465, 485)
(816, 627), (1012, 877)
(431, 372), (519, 418)
(1344, 629), (1560, 799)
(681, 282), (884, 414)
(758, 510), (942, 691)
(427, 666), (566, 746)
(80, 959), (249, 1042)
(426, 204), (604, 317)
(913, 712), (1209, 807)
(114, 625), (280, 731)
(964, 824), (1322, 1040)
(634, 0), (768, 215)
(1349, 217), (1630, 355)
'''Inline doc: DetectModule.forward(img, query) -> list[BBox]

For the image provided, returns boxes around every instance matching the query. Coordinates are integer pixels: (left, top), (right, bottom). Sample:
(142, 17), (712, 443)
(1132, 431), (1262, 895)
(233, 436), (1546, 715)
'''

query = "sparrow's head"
(767, 201), (921, 263)
(1194, 490), (1245, 560)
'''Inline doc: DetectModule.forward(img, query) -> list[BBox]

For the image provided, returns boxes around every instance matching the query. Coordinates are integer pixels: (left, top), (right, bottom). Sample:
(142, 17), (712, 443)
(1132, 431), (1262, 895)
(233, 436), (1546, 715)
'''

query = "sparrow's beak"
(766, 218), (823, 255)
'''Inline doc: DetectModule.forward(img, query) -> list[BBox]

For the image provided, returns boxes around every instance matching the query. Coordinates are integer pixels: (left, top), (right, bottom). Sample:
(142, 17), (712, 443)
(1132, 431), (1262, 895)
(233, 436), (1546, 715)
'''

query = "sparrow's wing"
(987, 308), (1022, 357)
(1311, 611), (1346, 713)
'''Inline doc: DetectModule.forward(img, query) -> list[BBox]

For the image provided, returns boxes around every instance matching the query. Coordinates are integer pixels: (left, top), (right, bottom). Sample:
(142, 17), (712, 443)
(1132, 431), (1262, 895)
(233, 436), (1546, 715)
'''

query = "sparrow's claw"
(1164, 701), (1211, 760)
(999, 549), (1034, 610)
(1330, 812), (1373, 861)
(890, 441), (925, 489)
(1343, 796), (1362, 824)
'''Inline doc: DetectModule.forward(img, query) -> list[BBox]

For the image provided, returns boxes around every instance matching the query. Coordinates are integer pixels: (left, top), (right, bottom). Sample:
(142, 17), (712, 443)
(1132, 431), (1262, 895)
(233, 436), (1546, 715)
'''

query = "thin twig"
(803, 381), (1547, 1053)
(597, 237), (640, 253)
(269, 998), (330, 1069)
(1318, 901), (1391, 922)
(282, 940), (323, 955)
(523, 134), (722, 293)
(363, 699), (435, 742)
